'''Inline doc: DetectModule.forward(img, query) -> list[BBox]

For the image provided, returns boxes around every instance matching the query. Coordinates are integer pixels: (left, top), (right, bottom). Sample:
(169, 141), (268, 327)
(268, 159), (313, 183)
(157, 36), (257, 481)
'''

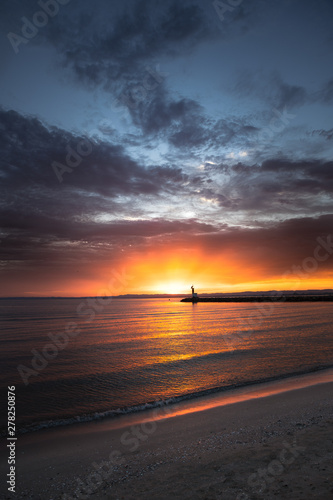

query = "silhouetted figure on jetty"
(191, 285), (198, 301)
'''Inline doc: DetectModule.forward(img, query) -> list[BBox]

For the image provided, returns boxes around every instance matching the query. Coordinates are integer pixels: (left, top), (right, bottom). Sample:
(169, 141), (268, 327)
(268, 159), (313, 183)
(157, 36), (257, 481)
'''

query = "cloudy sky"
(1, 0), (333, 296)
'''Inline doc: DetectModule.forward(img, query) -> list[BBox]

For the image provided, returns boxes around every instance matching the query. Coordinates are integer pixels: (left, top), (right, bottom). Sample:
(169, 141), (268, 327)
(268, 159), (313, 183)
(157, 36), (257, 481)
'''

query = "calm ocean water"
(0, 298), (332, 433)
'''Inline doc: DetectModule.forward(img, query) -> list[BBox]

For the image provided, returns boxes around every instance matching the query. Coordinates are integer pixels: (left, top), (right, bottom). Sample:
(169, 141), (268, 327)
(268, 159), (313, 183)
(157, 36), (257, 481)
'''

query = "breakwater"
(180, 295), (333, 303)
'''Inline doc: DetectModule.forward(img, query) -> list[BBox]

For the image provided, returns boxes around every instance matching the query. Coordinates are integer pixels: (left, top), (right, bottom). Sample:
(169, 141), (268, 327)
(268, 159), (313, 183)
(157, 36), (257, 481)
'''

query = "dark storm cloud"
(124, 83), (259, 149)
(0, 107), (190, 199)
(196, 158), (333, 214)
(0, 108), (212, 260)
(2, 108), (331, 230)
(127, 86), (203, 136)
(40, 0), (215, 88)
(169, 115), (259, 150)
(0, 211), (218, 266)
(0, 211), (216, 252)
(0, 0), (218, 93)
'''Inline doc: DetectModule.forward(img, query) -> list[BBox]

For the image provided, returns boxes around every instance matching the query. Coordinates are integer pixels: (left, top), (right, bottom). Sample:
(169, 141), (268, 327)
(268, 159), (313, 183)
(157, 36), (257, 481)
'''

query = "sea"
(1, 298), (332, 434)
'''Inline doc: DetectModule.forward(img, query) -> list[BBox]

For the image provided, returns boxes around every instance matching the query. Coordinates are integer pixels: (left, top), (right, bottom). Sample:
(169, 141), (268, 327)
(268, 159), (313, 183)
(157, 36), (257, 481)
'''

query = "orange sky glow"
(3, 242), (331, 297)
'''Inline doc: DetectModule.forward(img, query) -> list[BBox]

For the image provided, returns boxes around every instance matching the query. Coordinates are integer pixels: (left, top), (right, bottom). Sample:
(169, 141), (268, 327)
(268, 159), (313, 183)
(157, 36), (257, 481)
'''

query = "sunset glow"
(154, 282), (189, 295)
(2, 236), (332, 297)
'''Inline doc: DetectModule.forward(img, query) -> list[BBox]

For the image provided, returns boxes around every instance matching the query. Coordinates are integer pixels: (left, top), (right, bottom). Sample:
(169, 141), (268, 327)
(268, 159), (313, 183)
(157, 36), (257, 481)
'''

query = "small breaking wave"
(8, 363), (332, 436)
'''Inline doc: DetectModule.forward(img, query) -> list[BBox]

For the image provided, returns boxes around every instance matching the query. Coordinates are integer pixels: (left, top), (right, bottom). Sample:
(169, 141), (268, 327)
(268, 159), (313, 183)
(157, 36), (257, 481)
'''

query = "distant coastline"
(1, 289), (333, 299)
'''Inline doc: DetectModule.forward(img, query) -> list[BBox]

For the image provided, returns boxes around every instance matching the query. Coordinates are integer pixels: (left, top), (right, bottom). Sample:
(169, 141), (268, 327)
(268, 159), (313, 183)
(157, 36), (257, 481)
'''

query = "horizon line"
(1, 288), (333, 299)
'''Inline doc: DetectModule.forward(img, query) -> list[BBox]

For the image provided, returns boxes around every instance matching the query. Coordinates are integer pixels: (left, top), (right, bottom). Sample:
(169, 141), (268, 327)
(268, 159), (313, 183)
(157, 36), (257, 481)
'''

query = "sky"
(0, 0), (333, 296)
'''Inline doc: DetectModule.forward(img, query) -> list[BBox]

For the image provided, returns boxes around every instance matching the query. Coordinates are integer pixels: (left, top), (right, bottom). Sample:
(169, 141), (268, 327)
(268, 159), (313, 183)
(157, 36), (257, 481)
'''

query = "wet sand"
(1, 370), (332, 500)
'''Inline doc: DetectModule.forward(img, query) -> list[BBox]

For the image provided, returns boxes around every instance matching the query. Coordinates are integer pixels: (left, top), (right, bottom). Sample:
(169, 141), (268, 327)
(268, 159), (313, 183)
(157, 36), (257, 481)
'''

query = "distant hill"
(1, 289), (332, 299)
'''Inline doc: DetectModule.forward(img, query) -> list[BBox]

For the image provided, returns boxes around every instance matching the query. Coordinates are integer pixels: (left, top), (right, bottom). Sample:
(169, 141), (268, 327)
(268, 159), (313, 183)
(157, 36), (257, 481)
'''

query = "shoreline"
(12, 365), (333, 436)
(2, 371), (332, 499)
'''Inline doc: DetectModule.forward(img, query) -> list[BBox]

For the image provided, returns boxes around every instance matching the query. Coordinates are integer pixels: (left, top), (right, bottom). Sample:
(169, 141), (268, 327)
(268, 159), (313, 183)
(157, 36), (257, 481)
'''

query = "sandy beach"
(1, 369), (332, 500)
